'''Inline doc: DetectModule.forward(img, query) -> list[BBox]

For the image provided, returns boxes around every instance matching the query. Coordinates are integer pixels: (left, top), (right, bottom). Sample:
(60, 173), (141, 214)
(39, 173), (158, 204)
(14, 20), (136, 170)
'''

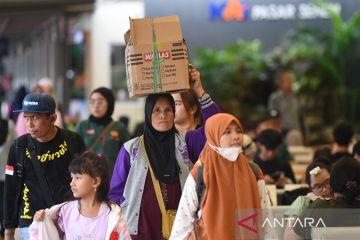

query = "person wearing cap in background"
(3, 93), (85, 240)
(15, 78), (63, 137)
(75, 87), (130, 175)
(256, 108), (282, 134)
(254, 129), (296, 188)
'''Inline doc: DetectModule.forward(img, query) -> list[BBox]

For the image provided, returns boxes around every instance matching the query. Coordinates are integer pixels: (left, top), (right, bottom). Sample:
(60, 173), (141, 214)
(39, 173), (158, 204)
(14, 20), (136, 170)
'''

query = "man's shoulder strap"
(26, 134), (55, 207)
(13, 134), (30, 178)
(195, 163), (205, 212)
(15, 134), (29, 149)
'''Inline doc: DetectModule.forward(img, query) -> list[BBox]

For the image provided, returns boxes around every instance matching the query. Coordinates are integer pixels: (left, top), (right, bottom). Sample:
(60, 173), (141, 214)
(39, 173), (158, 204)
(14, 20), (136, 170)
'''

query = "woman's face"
(151, 96), (175, 132)
(89, 92), (108, 118)
(219, 121), (243, 148)
(172, 93), (194, 129)
(310, 169), (331, 198)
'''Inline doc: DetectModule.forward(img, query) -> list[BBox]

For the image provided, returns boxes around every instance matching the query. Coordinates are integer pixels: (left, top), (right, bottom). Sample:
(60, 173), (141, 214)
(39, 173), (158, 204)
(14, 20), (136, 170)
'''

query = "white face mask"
(208, 143), (243, 161)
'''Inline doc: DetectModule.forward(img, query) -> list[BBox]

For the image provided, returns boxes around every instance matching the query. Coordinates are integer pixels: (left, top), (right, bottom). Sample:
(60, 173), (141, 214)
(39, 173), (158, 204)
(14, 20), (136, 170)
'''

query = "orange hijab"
(198, 113), (262, 240)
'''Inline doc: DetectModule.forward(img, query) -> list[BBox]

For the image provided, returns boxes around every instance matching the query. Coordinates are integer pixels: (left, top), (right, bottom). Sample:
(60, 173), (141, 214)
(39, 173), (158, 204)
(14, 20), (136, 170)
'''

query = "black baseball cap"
(13, 93), (56, 113)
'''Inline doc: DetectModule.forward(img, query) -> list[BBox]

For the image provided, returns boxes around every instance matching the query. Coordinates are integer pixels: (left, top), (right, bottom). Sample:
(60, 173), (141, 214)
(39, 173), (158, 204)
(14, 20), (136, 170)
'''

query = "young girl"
(29, 151), (130, 240)
(283, 160), (332, 240)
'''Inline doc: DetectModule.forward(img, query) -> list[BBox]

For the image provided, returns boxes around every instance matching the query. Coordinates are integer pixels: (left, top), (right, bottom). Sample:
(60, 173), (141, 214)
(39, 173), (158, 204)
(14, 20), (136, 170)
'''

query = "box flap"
(129, 16), (183, 45)
(124, 29), (131, 45)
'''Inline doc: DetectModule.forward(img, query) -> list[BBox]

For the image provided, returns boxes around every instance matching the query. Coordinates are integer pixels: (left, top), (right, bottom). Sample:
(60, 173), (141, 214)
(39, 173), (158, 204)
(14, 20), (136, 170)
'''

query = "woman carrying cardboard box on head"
(109, 66), (220, 239)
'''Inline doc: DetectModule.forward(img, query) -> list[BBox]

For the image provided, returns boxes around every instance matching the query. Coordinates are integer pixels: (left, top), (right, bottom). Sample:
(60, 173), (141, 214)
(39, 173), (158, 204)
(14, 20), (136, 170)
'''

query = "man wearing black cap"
(3, 93), (85, 240)
(254, 129), (296, 188)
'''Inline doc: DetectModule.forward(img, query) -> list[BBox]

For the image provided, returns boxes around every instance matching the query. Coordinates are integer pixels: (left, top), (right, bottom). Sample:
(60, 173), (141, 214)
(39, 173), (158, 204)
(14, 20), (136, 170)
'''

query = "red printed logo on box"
(144, 51), (171, 62)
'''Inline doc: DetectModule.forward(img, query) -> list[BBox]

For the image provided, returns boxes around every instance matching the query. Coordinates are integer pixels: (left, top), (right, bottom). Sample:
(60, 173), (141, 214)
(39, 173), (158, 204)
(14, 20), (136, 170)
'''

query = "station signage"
(209, 0), (341, 22)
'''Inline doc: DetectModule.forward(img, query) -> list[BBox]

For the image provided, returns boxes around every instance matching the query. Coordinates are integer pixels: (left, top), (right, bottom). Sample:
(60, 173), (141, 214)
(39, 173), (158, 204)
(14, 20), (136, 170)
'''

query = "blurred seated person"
(353, 140), (360, 163)
(294, 157), (360, 239)
(283, 160), (332, 240)
(242, 134), (257, 161)
(255, 110), (293, 162)
(254, 129), (296, 187)
(314, 122), (353, 165)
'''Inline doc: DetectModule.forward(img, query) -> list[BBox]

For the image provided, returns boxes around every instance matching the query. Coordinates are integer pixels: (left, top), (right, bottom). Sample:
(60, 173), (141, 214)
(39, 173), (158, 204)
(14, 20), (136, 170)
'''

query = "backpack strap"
(195, 163), (205, 218)
(88, 121), (115, 152)
(8, 135), (28, 224)
(26, 134), (55, 207)
(0, 119), (8, 145)
(248, 161), (261, 180)
(195, 161), (261, 217)
(14, 136), (27, 178)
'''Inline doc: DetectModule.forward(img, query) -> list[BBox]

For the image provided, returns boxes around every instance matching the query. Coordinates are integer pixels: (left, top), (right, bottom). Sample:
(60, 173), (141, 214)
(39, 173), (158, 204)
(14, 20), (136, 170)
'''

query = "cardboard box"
(125, 16), (190, 98)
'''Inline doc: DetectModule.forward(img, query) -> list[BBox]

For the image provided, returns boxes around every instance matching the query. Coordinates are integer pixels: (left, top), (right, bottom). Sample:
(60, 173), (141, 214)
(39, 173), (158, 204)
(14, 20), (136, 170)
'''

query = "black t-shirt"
(18, 131), (74, 227)
(329, 152), (353, 165)
(254, 156), (296, 183)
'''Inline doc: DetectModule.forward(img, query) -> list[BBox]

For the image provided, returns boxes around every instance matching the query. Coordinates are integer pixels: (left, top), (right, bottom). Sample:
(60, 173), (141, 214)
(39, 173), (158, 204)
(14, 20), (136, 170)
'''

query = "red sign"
(144, 51), (171, 62)
(237, 213), (258, 233)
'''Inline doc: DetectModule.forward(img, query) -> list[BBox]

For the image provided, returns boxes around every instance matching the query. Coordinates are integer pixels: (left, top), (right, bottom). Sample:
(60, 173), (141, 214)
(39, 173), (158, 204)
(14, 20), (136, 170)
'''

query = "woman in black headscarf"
(75, 87), (130, 174)
(143, 93), (179, 183)
(109, 67), (221, 239)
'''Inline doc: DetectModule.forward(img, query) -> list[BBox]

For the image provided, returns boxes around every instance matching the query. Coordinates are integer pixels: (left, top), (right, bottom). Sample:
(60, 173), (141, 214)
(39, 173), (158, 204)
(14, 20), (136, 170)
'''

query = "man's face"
(23, 112), (55, 140)
(279, 72), (292, 94)
(258, 143), (277, 161)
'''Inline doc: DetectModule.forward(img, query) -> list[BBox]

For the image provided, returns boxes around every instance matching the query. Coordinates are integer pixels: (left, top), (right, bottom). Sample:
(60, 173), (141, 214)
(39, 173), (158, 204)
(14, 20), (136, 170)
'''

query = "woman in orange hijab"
(170, 113), (272, 240)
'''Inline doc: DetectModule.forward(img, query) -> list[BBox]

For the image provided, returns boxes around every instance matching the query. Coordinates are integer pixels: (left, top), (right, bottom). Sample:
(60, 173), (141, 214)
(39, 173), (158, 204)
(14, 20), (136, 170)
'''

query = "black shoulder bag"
(27, 134), (55, 207)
